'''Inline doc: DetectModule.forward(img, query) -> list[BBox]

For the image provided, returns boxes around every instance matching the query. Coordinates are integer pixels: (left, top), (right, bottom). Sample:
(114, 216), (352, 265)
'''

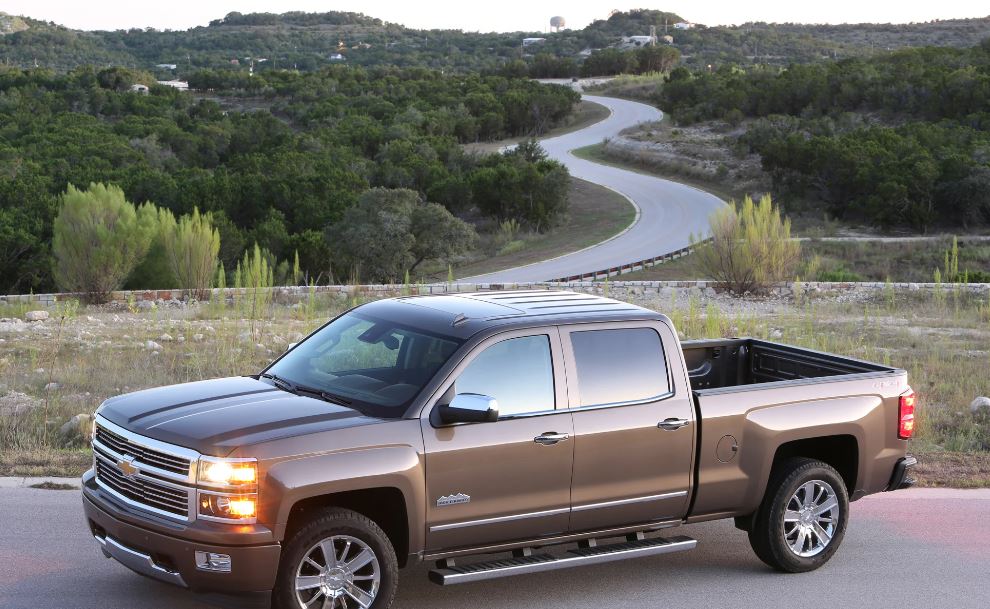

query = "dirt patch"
(914, 451), (990, 488)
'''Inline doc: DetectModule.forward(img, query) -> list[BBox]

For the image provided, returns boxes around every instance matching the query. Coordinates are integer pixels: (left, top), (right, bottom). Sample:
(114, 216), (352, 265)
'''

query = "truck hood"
(97, 377), (385, 456)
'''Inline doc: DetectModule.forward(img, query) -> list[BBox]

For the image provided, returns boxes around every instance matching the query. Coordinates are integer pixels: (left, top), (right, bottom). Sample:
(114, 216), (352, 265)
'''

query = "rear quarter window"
(570, 327), (670, 407)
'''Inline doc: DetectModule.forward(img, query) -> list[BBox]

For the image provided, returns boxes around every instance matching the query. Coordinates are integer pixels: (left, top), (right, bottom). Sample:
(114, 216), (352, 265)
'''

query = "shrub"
(235, 243), (275, 321)
(52, 183), (157, 301)
(692, 194), (800, 294)
(163, 207), (221, 297)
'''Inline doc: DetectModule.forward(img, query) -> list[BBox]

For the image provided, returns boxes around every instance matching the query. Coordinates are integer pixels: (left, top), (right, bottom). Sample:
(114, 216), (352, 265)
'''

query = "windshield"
(264, 311), (463, 418)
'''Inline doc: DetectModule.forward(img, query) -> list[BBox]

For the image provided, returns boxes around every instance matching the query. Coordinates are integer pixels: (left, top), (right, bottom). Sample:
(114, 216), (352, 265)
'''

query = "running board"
(429, 535), (697, 585)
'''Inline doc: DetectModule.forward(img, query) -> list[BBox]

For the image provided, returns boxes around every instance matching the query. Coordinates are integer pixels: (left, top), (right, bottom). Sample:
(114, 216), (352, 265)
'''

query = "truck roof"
(358, 290), (660, 339)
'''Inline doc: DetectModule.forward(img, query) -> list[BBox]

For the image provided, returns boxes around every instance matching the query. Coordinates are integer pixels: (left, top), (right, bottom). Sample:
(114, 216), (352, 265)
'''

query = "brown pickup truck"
(82, 290), (917, 609)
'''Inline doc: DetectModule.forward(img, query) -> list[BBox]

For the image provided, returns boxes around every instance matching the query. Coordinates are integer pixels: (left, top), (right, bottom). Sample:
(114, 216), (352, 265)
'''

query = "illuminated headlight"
(199, 492), (257, 520)
(197, 457), (258, 523)
(198, 457), (257, 486)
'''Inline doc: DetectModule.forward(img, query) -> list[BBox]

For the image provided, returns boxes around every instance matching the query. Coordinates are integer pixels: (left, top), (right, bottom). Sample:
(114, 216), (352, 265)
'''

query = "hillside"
(0, 9), (987, 76)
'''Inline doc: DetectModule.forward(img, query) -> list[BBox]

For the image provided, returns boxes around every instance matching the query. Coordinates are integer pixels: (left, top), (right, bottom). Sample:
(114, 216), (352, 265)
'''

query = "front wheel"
(273, 508), (398, 609)
(747, 458), (849, 573)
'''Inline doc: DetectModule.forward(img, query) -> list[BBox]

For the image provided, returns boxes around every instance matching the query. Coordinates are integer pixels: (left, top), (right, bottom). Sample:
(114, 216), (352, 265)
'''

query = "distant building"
(329, 53), (346, 61)
(157, 80), (189, 91)
(673, 22), (694, 30)
(155, 63), (177, 70)
(522, 37), (546, 47)
(129, 84), (149, 94)
(661, 35), (674, 45)
(229, 58), (240, 65)
(625, 35), (654, 46)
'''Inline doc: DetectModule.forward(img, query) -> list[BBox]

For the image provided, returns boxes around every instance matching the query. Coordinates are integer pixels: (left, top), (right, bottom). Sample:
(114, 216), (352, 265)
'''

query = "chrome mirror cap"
(440, 393), (499, 424)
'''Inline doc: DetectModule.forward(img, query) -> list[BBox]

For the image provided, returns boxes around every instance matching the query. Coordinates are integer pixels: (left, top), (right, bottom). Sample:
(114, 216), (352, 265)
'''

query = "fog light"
(195, 551), (232, 573)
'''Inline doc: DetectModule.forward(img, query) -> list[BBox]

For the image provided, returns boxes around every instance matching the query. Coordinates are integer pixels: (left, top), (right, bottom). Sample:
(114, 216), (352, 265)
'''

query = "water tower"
(550, 16), (566, 32)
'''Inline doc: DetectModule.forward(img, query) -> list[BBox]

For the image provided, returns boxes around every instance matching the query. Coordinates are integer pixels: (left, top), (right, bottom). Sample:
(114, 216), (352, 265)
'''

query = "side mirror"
(439, 393), (499, 425)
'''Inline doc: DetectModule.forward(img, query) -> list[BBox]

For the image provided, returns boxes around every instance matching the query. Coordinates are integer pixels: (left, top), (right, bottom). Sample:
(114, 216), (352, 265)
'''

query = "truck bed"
(682, 338), (897, 392)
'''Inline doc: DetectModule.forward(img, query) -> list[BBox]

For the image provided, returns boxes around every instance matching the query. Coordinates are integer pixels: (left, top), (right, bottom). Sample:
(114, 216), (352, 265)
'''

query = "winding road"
(463, 94), (725, 284)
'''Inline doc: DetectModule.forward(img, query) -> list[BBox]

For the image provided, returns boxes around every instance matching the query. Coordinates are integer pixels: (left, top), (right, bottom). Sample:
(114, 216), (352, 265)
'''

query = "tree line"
(656, 42), (990, 231)
(0, 65), (577, 292)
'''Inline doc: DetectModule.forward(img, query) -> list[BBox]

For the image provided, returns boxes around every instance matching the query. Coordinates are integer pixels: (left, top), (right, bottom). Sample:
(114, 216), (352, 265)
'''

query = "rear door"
(421, 327), (574, 551)
(561, 321), (695, 532)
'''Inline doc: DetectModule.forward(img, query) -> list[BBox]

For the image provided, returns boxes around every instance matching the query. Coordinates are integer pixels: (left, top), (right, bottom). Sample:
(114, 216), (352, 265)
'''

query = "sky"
(3, 0), (988, 32)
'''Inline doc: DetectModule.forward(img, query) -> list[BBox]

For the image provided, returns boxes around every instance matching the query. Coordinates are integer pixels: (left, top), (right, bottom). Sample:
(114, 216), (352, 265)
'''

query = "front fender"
(266, 445), (425, 555)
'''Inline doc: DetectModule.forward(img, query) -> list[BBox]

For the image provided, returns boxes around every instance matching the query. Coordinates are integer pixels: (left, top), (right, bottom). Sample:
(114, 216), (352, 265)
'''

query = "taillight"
(898, 390), (916, 440)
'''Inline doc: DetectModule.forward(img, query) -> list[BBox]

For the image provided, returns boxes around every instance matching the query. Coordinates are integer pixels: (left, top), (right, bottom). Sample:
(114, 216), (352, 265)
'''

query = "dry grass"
(2, 286), (988, 485)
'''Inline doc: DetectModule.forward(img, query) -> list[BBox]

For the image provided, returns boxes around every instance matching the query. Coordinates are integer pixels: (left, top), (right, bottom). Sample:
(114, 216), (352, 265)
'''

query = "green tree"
(52, 183), (157, 301)
(409, 202), (477, 272)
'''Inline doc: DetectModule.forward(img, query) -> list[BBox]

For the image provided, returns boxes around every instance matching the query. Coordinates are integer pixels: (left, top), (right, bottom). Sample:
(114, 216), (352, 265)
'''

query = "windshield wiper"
(294, 385), (353, 406)
(260, 373), (352, 406)
(260, 372), (298, 394)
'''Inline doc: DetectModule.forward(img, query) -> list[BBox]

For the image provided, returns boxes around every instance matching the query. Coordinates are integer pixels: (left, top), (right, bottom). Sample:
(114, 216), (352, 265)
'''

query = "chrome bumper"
(94, 532), (187, 588)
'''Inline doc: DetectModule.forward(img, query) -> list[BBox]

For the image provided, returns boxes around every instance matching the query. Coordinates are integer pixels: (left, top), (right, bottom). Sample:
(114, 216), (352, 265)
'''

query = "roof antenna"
(451, 313), (468, 327)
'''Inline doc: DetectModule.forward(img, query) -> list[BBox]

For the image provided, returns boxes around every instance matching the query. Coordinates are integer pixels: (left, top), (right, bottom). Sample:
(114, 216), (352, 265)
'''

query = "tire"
(273, 508), (399, 609)
(747, 458), (849, 573)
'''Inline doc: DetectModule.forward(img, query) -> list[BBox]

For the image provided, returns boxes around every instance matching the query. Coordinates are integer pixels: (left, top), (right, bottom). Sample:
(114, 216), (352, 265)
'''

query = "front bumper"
(82, 470), (281, 604)
(886, 455), (918, 491)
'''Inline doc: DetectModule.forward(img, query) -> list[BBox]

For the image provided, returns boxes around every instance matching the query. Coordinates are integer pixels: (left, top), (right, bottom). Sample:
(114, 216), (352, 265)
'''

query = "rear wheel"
(747, 458), (849, 573)
(274, 508), (398, 609)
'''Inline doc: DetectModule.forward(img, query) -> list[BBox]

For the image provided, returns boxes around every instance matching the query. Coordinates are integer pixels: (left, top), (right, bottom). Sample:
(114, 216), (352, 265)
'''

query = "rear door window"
(569, 328), (669, 407)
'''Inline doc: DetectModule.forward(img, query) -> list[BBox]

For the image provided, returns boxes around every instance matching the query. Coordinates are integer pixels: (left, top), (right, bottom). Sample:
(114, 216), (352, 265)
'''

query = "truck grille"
(95, 424), (191, 476)
(92, 419), (198, 521)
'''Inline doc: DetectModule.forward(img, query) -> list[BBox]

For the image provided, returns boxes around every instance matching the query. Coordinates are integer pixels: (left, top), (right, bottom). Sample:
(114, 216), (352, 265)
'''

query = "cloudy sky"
(4, 0), (987, 32)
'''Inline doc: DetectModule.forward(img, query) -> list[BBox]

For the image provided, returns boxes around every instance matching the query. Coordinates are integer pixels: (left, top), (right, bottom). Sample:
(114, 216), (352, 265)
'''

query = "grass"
(1, 286), (988, 485)
(572, 142), (744, 204)
(612, 237), (990, 283)
(446, 177), (635, 280)
(462, 100), (611, 155)
(584, 74), (665, 104)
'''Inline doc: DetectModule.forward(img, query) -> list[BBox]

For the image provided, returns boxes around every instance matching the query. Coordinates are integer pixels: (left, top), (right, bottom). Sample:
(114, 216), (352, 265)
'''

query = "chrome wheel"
(294, 535), (381, 609)
(782, 480), (839, 558)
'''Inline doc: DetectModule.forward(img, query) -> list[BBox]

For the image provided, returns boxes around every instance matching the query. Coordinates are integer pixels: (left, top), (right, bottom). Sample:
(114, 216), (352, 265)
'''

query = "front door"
(562, 322), (695, 532)
(422, 328), (573, 552)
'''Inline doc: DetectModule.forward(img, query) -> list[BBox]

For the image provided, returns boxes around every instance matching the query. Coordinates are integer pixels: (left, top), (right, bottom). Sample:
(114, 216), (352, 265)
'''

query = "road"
(1, 487), (987, 609)
(463, 94), (725, 284)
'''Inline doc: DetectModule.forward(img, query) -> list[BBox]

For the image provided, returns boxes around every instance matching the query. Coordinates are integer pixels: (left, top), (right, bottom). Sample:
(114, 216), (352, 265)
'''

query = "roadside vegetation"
(1, 286), (987, 485)
(0, 66), (578, 293)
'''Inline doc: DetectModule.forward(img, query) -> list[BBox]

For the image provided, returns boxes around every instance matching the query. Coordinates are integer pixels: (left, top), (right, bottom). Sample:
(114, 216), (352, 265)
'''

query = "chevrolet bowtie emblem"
(117, 456), (139, 479)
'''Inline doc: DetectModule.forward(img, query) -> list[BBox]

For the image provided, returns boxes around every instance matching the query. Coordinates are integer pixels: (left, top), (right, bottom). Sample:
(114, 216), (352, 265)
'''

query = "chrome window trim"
(568, 391), (676, 412)
(572, 490), (688, 512)
(430, 507), (570, 533)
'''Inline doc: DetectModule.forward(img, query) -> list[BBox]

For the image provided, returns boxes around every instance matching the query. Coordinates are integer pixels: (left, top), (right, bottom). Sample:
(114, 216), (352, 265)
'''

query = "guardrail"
(550, 243), (702, 283)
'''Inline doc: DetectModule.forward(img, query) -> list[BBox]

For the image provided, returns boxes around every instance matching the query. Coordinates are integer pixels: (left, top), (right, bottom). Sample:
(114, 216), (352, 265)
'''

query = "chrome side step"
(429, 534), (697, 585)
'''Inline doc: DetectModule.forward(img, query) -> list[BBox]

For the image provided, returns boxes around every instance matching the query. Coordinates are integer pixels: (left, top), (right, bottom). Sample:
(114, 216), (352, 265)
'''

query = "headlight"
(198, 457), (257, 486)
(197, 457), (258, 523)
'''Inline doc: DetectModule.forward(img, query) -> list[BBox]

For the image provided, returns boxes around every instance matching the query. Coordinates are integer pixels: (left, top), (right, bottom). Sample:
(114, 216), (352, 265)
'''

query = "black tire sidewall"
(273, 509), (399, 609)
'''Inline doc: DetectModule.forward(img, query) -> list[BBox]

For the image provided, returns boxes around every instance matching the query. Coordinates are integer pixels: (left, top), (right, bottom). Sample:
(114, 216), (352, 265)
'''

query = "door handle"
(658, 418), (690, 431)
(534, 432), (570, 445)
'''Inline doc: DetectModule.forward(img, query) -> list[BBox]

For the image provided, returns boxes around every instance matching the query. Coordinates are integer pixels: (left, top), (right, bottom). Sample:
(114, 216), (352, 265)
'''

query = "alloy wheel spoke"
(344, 582), (375, 608)
(813, 522), (832, 545)
(800, 482), (817, 507)
(344, 549), (376, 573)
(296, 576), (323, 591)
(303, 590), (324, 608)
(320, 539), (338, 568)
(783, 509), (802, 522)
(791, 527), (808, 553)
(814, 496), (839, 516)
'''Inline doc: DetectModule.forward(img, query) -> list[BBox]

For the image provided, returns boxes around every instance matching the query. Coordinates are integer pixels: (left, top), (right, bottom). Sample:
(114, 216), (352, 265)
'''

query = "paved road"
(463, 95), (725, 284)
(2, 487), (987, 609)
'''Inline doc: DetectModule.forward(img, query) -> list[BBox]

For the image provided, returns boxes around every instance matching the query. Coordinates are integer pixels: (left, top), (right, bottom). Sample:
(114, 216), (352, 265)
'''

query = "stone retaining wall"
(2, 280), (988, 308)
